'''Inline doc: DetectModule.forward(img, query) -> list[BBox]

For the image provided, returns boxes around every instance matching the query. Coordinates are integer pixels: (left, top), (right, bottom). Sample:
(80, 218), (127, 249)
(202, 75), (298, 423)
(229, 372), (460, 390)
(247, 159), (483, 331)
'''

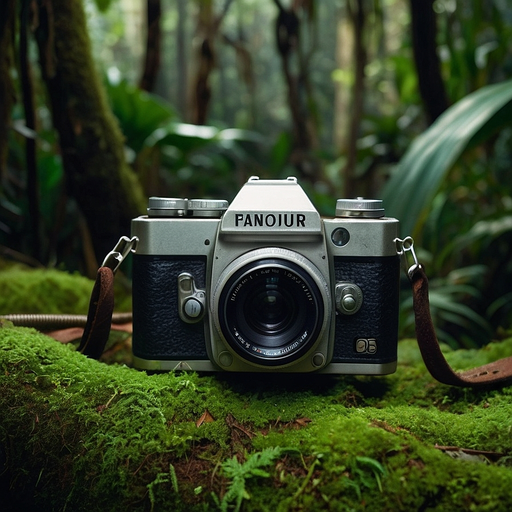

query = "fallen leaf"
(196, 410), (215, 427)
(294, 417), (312, 428)
(45, 323), (133, 344)
(46, 328), (84, 343)
(226, 413), (254, 439)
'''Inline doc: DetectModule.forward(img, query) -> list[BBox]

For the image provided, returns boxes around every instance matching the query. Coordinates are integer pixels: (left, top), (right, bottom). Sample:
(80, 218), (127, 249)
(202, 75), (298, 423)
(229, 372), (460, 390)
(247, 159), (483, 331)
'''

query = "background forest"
(1, 0), (512, 348)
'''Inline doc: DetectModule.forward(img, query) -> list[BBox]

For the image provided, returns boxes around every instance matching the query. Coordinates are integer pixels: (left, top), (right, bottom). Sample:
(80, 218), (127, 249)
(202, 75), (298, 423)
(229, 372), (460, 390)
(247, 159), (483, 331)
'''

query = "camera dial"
(148, 197), (228, 218)
(178, 273), (206, 323)
(336, 198), (384, 218)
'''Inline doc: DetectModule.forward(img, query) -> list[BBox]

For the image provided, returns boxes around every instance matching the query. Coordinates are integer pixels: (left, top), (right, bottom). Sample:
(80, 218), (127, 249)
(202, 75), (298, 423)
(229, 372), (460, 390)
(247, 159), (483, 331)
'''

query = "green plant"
(345, 455), (386, 500)
(105, 76), (268, 200)
(105, 77), (177, 155)
(383, 80), (512, 346)
(147, 464), (179, 512)
(382, 79), (512, 238)
(216, 447), (283, 512)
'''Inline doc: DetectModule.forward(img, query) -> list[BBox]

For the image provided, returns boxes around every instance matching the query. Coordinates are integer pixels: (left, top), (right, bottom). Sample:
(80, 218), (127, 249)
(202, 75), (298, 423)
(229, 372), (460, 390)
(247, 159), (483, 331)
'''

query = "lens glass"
(245, 276), (296, 335)
(218, 258), (325, 365)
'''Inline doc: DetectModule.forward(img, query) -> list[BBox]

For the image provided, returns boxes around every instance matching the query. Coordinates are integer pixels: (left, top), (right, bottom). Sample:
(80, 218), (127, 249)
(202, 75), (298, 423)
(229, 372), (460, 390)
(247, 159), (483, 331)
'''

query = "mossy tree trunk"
(33, 0), (146, 264)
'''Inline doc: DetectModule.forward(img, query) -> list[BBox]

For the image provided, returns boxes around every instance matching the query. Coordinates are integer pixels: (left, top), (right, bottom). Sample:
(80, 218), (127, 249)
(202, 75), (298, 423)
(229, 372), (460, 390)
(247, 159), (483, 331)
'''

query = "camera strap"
(409, 264), (512, 387)
(78, 236), (512, 388)
(397, 237), (512, 387)
(78, 236), (137, 358)
(78, 266), (115, 359)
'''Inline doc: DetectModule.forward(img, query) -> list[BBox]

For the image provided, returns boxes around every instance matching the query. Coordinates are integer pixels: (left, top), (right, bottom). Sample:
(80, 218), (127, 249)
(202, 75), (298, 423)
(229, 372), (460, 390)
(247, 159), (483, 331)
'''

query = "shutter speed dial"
(335, 282), (363, 315)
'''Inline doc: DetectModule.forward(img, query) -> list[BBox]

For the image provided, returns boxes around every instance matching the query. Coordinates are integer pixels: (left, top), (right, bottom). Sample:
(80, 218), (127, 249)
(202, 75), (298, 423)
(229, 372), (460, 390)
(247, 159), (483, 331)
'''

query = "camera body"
(131, 177), (400, 374)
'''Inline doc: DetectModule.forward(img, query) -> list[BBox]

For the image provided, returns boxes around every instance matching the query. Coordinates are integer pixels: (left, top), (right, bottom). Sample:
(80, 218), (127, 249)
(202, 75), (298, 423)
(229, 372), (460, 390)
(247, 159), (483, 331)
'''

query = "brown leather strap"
(78, 267), (115, 359)
(411, 266), (512, 387)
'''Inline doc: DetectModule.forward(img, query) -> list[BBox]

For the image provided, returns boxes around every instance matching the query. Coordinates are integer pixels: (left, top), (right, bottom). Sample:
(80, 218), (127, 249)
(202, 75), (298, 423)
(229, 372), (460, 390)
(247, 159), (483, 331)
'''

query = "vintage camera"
(131, 176), (400, 373)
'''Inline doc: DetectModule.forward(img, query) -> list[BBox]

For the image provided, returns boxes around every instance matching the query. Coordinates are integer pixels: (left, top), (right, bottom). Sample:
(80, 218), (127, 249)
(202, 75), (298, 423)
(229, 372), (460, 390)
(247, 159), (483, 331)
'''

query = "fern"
(220, 447), (282, 512)
(347, 456), (387, 499)
(147, 463), (179, 512)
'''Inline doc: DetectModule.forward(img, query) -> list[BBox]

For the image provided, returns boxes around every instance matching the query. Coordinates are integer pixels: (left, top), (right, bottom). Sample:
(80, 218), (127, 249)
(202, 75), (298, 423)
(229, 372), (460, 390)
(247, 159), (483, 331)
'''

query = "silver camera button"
(335, 282), (363, 315)
(183, 298), (203, 319)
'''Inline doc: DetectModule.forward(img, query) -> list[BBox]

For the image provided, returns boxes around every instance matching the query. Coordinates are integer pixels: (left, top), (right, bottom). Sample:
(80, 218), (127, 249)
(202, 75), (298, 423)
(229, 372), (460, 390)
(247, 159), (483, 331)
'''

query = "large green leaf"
(382, 79), (512, 237)
(105, 79), (176, 154)
(145, 123), (264, 154)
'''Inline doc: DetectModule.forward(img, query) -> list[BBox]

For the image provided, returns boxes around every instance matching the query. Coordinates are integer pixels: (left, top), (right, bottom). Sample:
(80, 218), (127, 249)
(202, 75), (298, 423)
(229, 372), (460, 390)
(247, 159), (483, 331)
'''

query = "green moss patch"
(2, 324), (512, 511)
(0, 268), (94, 315)
(0, 266), (131, 315)
(1, 266), (512, 511)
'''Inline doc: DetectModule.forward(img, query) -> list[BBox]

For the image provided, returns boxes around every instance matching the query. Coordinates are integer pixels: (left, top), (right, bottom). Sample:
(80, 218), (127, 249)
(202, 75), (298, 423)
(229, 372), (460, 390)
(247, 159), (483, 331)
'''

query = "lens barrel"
(216, 257), (326, 366)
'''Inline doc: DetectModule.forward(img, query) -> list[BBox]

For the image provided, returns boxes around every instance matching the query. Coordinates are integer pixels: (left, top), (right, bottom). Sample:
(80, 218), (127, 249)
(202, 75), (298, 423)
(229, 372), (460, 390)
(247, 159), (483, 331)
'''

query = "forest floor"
(1, 265), (512, 511)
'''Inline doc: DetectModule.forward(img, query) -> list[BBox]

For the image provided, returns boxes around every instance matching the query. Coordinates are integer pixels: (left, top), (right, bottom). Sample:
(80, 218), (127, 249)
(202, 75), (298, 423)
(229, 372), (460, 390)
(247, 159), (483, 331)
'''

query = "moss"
(0, 266), (131, 315)
(2, 267), (512, 510)
(2, 325), (512, 511)
(0, 268), (93, 314)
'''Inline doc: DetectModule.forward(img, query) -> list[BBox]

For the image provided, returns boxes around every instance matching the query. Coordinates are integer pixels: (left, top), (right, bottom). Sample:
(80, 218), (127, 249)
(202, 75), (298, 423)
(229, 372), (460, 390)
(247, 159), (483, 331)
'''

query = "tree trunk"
(139, 0), (162, 92)
(0, 0), (16, 179)
(409, 0), (449, 124)
(341, 0), (367, 198)
(190, 0), (234, 125)
(176, 0), (189, 120)
(273, 0), (321, 183)
(33, 0), (146, 265)
(20, 1), (43, 262)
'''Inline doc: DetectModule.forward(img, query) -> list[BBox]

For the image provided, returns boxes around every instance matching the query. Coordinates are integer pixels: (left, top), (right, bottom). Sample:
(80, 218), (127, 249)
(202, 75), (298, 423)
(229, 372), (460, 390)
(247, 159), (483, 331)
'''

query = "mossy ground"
(1, 267), (512, 511)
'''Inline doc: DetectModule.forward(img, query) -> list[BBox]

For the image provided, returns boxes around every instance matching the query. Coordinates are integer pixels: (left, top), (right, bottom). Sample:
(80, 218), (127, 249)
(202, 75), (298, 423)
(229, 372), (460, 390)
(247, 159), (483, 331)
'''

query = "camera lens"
(245, 277), (296, 335)
(217, 258), (326, 366)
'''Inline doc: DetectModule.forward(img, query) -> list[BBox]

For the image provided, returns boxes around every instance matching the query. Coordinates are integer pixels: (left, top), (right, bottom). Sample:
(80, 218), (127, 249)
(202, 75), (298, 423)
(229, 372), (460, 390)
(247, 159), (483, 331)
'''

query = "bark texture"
(34, 0), (146, 264)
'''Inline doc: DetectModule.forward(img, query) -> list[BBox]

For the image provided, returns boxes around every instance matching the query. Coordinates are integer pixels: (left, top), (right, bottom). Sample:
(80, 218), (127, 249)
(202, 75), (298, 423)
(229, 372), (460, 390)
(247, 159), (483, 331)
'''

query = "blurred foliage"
(104, 76), (270, 200)
(2, 0), (512, 347)
(1, 102), (75, 269)
(383, 79), (512, 238)
(386, 85), (512, 346)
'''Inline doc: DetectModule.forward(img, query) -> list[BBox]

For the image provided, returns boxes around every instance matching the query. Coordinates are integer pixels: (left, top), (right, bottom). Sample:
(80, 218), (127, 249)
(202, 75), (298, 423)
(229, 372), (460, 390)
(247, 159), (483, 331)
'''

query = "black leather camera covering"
(132, 254), (400, 367)
(132, 255), (209, 360)
(332, 255), (400, 364)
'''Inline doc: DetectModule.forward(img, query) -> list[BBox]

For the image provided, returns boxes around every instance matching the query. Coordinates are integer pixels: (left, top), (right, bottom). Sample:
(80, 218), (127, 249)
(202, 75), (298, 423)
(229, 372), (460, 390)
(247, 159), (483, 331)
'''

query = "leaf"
(435, 444), (504, 463)
(382, 79), (512, 237)
(270, 131), (292, 174)
(220, 447), (283, 512)
(196, 410), (215, 427)
(145, 123), (264, 155)
(145, 122), (219, 154)
(105, 79), (176, 153)
(354, 456), (386, 476)
(429, 291), (491, 333)
(46, 327), (84, 344)
(457, 215), (512, 247)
